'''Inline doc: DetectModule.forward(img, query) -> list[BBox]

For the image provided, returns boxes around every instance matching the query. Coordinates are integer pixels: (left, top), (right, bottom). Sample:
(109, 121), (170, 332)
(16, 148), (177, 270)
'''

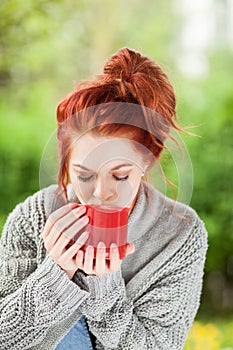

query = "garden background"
(0, 0), (232, 348)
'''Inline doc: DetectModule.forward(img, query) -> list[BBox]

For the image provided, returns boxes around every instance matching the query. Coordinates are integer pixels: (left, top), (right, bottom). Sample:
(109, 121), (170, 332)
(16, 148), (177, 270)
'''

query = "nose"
(93, 177), (116, 203)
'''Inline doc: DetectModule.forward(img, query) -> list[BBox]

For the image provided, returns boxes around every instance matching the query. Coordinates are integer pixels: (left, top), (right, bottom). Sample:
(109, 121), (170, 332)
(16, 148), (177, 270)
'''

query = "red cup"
(71, 204), (129, 259)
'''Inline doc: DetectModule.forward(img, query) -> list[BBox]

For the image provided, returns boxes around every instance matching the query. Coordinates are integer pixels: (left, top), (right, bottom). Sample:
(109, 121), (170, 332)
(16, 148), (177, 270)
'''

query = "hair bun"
(103, 47), (142, 82)
(102, 47), (176, 118)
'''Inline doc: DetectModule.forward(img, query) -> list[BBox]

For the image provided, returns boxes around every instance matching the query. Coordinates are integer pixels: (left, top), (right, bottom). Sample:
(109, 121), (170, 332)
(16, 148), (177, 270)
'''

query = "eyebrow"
(72, 163), (134, 172)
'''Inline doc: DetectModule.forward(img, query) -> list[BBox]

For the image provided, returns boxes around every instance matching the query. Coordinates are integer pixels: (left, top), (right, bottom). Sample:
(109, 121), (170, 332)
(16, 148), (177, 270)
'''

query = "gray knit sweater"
(0, 182), (208, 350)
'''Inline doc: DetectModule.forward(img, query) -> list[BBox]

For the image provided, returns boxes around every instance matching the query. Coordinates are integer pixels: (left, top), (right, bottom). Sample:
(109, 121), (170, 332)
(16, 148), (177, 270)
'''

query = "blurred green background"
(0, 0), (232, 348)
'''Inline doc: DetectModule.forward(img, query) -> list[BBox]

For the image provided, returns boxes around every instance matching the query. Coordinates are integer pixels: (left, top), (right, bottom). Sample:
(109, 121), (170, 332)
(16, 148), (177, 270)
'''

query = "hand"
(42, 203), (89, 279)
(76, 241), (135, 276)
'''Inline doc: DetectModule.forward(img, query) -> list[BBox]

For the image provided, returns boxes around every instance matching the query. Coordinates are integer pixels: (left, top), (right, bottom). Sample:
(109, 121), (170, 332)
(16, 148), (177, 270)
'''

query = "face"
(68, 133), (146, 208)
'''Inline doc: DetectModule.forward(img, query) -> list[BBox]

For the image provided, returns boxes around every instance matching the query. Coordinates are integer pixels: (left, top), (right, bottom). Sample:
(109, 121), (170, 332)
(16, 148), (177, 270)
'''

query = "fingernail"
(76, 205), (86, 213)
(70, 203), (78, 209)
(129, 245), (135, 254)
(87, 245), (94, 254)
(77, 250), (83, 258)
(72, 206), (86, 216)
(110, 243), (118, 249)
(97, 241), (105, 248)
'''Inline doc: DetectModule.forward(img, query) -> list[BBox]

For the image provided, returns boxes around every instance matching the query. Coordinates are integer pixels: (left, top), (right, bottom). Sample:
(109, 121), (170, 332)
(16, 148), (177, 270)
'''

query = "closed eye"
(77, 175), (94, 182)
(77, 174), (129, 182)
(113, 175), (129, 181)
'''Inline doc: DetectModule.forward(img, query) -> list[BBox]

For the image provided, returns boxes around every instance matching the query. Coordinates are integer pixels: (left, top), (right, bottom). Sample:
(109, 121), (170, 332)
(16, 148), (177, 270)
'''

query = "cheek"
(69, 172), (93, 202)
(69, 171), (78, 189)
(130, 177), (142, 196)
(129, 173), (143, 196)
(78, 186), (94, 203)
(115, 176), (142, 207)
(129, 170), (143, 186)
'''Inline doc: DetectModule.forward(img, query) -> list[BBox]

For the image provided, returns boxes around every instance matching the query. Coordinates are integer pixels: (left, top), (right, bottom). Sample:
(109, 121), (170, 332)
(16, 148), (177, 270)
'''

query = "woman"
(0, 48), (208, 349)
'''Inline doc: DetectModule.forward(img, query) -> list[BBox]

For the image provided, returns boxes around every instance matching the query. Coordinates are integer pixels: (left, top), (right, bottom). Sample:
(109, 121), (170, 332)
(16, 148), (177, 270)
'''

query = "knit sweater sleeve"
(0, 191), (89, 350)
(73, 216), (208, 350)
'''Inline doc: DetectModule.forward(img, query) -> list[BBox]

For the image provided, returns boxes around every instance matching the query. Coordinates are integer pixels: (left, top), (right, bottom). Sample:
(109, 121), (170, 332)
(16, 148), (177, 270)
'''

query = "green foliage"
(0, 80), (56, 215)
(0, 0), (177, 219)
(0, 0), (232, 316)
(178, 51), (233, 275)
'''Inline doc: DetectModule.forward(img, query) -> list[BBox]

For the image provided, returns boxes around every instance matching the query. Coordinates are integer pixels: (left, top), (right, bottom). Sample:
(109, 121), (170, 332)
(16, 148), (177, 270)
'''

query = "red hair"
(56, 48), (187, 199)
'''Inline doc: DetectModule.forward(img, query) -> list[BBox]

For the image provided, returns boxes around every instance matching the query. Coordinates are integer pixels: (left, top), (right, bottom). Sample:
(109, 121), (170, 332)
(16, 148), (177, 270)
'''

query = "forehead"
(70, 133), (144, 171)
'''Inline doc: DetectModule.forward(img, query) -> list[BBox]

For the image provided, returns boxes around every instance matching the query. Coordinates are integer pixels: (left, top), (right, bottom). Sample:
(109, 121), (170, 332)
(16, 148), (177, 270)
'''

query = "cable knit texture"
(0, 182), (208, 350)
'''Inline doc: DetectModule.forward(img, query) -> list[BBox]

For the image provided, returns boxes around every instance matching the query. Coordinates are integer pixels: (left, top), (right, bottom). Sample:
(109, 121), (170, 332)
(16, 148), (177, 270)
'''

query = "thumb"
(126, 242), (135, 255)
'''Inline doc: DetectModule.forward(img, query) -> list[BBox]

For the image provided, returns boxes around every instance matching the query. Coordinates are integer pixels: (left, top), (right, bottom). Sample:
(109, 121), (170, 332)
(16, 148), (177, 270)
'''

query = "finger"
(73, 229), (89, 249)
(51, 206), (86, 238)
(63, 215), (89, 240)
(44, 210), (87, 251)
(50, 224), (89, 259)
(109, 243), (121, 272)
(60, 231), (89, 261)
(95, 242), (107, 275)
(126, 242), (135, 256)
(83, 245), (94, 274)
(42, 203), (82, 239)
(76, 249), (84, 269)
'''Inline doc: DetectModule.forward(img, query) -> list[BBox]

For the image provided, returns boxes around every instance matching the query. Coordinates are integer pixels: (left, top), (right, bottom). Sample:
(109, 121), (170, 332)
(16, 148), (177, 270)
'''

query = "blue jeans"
(55, 316), (94, 350)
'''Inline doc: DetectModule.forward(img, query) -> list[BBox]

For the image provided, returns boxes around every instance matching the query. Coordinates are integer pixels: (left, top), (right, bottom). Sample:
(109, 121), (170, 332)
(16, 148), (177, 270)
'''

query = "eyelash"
(113, 175), (129, 182)
(77, 174), (129, 183)
(77, 175), (93, 183)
